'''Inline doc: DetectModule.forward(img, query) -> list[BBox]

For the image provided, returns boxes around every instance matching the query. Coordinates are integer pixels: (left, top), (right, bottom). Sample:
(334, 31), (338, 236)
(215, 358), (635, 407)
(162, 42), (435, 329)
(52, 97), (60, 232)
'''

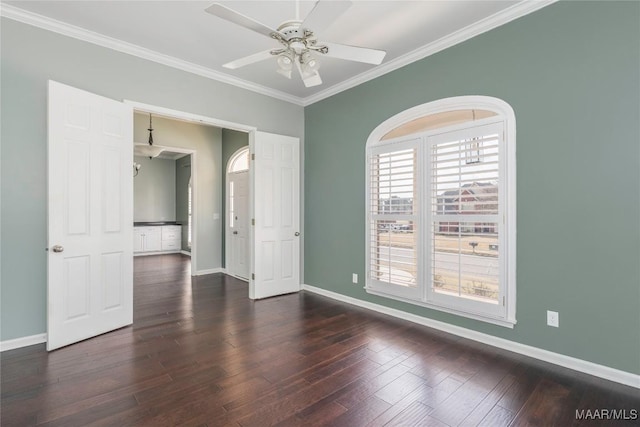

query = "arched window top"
(368, 96), (515, 147)
(381, 109), (498, 140)
(228, 146), (249, 173)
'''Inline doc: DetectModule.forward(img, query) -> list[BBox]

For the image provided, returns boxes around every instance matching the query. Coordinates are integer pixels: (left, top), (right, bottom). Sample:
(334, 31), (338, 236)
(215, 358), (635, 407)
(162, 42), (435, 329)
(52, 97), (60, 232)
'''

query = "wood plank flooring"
(2, 254), (638, 426)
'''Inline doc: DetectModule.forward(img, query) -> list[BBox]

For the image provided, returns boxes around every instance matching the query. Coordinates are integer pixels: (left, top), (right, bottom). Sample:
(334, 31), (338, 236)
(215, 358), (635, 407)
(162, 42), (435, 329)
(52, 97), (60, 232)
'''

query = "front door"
(47, 81), (133, 351)
(251, 131), (300, 299)
(229, 170), (250, 280)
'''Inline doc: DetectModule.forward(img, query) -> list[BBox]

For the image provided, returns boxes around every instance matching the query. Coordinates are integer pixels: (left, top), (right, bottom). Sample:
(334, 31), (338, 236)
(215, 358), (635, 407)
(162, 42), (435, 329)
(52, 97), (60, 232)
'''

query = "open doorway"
(133, 137), (197, 273)
(128, 103), (256, 279)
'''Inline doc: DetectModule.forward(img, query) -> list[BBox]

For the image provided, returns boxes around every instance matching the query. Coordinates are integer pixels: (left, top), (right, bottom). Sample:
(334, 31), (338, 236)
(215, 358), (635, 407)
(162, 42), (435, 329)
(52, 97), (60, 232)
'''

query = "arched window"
(228, 147), (250, 173)
(366, 96), (516, 327)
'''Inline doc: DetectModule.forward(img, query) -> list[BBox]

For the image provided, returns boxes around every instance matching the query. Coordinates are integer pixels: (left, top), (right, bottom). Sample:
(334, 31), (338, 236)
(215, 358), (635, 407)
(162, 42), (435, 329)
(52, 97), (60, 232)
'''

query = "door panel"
(48, 81), (133, 351)
(101, 252), (124, 311)
(252, 132), (300, 299)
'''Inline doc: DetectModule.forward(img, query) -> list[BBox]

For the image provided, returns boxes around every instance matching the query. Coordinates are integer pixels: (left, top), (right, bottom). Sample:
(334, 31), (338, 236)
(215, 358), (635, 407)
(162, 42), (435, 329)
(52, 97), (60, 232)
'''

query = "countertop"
(134, 222), (183, 227)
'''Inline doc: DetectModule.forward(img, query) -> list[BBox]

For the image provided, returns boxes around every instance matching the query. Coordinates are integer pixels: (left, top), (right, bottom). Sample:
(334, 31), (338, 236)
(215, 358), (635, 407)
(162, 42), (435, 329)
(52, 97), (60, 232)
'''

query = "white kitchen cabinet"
(161, 225), (181, 251)
(144, 227), (161, 251)
(134, 225), (181, 255)
(133, 228), (144, 252)
(133, 227), (161, 253)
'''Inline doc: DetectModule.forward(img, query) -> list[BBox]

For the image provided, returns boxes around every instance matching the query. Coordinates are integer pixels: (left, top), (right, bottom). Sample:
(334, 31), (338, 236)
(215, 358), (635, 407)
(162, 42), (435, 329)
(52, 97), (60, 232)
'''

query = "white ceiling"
(2, 1), (552, 105)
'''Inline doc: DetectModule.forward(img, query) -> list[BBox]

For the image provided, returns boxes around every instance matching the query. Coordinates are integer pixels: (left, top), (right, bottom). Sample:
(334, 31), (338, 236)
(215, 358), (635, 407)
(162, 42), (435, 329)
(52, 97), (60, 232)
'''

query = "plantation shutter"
(429, 122), (502, 308)
(368, 139), (420, 297)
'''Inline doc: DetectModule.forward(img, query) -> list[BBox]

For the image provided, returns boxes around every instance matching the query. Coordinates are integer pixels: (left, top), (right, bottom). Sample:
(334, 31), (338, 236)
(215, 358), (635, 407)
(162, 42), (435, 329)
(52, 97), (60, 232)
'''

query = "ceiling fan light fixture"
(307, 57), (319, 71)
(277, 53), (293, 70)
(205, 1), (387, 88)
(300, 51), (320, 73)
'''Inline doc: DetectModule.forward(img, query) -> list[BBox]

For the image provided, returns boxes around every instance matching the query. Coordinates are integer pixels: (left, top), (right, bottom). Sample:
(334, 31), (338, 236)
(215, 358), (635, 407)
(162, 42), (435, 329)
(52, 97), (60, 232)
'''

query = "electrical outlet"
(547, 310), (559, 327)
(352, 273), (358, 284)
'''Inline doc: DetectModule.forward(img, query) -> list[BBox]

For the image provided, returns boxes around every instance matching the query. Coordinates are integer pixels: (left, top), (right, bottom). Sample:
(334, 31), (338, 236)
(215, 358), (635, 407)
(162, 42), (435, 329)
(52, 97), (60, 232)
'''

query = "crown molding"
(0, 3), (304, 106)
(1, 1), (557, 108)
(301, 0), (558, 106)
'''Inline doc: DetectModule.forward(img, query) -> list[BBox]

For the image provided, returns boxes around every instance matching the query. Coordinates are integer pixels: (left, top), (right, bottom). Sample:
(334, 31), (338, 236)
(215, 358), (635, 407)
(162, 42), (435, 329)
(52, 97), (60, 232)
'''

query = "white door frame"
(225, 146), (250, 280)
(124, 100), (257, 278)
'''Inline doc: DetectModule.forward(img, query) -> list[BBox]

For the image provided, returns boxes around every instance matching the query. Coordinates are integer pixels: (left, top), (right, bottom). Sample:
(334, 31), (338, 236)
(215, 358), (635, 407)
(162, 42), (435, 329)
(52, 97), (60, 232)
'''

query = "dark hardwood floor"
(2, 254), (638, 426)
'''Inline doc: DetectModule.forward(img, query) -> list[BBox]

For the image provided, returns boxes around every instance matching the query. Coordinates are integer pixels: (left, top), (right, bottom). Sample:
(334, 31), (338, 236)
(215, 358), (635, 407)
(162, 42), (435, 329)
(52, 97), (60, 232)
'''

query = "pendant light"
(148, 114), (154, 146)
(136, 113), (164, 159)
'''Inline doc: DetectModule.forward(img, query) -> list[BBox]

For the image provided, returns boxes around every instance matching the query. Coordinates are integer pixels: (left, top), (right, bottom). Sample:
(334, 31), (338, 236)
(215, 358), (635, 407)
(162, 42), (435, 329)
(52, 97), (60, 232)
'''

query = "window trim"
(365, 96), (516, 328)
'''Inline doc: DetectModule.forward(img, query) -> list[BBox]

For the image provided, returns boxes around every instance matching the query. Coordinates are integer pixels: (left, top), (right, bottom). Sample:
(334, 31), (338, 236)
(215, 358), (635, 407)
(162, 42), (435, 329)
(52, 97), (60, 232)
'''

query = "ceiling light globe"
(277, 55), (293, 70)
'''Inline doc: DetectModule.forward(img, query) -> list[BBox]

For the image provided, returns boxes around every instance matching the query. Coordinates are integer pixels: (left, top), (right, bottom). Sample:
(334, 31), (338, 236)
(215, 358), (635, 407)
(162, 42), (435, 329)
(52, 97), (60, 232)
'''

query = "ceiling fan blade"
(296, 61), (322, 88)
(322, 42), (386, 65)
(223, 49), (274, 70)
(205, 3), (279, 38)
(302, 1), (352, 34)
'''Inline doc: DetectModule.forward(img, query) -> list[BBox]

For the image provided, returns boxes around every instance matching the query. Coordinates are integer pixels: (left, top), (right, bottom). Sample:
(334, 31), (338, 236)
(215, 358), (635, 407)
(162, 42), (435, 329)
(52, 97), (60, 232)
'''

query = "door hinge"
(251, 273), (255, 280)
(251, 218), (255, 226)
(503, 296), (506, 306)
(251, 153), (255, 160)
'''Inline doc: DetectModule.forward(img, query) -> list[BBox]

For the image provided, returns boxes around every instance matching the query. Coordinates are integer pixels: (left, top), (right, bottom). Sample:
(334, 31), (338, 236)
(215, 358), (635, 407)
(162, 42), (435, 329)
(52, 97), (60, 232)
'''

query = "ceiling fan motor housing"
(272, 20), (324, 55)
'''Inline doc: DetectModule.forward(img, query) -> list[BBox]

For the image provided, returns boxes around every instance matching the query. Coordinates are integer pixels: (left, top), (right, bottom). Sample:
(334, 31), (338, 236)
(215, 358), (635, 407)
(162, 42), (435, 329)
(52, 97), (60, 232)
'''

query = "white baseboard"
(193, 267), (225, 276)
(302, 284), (640, 389)
(1, 333), (47, 352)
(180, 250), (192, 257)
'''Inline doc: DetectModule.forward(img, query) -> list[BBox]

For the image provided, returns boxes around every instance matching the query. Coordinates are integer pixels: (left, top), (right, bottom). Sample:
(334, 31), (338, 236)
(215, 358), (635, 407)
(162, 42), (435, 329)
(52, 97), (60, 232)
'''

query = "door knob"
(52, 245), (64, 253)
(294, 232), (300, 236)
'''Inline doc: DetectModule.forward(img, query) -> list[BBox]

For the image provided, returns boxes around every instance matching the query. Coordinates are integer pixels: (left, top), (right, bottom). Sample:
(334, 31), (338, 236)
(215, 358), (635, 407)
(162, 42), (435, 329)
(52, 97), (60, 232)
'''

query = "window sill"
(365, 287), (516, 329)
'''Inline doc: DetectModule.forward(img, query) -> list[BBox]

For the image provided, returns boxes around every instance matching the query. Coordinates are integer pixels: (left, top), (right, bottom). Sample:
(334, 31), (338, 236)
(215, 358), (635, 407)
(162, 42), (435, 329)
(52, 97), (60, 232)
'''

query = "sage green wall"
(134, 113), (221, 271)
(221, 129), (250, 267)
(0, 18), (303, 341)
(134, 156), (176, 222)
(175, 155), (191, 252)
(304, 2), (640, 374)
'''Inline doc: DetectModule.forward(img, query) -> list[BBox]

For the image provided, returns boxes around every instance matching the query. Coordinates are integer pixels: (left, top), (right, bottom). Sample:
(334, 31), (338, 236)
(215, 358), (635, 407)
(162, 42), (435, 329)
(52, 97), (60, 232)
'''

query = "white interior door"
(47, 81), (133, 351)
(229, 170), (250, 280)
(251, 131), (300, 299)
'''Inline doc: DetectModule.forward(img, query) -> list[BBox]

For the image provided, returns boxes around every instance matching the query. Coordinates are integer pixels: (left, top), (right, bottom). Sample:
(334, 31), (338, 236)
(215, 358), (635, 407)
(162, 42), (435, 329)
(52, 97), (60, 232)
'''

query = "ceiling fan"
(205, 1), (387, 88)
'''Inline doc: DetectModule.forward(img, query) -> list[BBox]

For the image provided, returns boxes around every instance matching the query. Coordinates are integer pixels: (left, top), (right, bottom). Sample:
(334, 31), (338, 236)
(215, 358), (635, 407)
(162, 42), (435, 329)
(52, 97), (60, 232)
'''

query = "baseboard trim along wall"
(0, 333), (48, 352)
(180, 250), (192, 257)
(302, 284), (640, 389)
(193, 268), (225, 276)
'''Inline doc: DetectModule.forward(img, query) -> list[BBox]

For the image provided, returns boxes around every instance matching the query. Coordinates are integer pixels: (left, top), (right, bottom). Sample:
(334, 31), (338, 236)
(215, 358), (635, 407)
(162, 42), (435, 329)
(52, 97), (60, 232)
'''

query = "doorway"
(226, 147), (250, 280)
(133, 141), (196, 273)
(47, 83), (301, 351)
